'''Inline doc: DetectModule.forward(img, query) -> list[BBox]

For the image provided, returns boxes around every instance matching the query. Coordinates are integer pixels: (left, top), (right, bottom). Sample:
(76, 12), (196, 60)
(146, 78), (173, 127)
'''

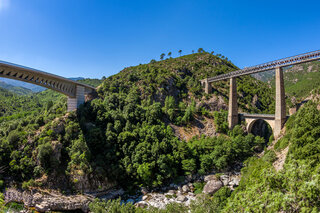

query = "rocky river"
(4, 172), (240, 212)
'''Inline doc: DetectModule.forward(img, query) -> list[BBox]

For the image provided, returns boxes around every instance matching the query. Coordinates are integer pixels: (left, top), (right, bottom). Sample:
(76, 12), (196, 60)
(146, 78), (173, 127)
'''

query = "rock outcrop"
(202, 177), (223, 194)
(5, 188), (93, 212)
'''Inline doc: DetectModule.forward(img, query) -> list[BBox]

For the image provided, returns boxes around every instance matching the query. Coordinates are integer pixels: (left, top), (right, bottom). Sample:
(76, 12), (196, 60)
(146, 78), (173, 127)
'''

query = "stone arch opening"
(248, 119), (273, 142)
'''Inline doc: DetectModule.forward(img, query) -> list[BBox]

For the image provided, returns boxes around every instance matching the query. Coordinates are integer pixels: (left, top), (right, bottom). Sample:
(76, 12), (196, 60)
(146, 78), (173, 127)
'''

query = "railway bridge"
(0, 60), (96, 112)
(201, 50), (320, 137)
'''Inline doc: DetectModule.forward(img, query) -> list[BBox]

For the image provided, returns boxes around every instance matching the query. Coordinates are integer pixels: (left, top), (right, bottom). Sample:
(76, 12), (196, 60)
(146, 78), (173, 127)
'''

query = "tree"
(164, 96), (176, 121)
(198, 48), (204, 53)
(192, 50), (195, 54)
(0, 193), (4, 212)
(160, 53), (165, 60)
(168, 52), (172, 58)
(178, 50), (182, 56)
(46, 100), (53, 111)
(182, 159), (196, 175)
(37, 142), (53, 171)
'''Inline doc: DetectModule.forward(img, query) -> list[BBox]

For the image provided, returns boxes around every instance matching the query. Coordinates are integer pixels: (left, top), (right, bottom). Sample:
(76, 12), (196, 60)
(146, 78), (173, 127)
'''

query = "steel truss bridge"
(206, 50), (320, 82)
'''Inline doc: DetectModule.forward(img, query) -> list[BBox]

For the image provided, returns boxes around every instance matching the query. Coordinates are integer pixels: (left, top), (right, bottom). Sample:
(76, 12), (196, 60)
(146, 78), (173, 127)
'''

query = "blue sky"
(0, 0), (319, 78)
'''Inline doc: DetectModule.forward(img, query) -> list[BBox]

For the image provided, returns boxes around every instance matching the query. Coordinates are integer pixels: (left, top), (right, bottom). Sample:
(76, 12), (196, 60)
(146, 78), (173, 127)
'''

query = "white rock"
(135, 201), (148, 208)
(204, 174), (217, 182)
(202, 179), (223, 194)
(182, 185), (190, 193)
(230, 175), (241, 186)
(166, 190), (175, 196)
(141, 187), (148, 195)
(220, 175), (229, 186)
(188, 192), (195, 197)
(176, 195), (187, 202)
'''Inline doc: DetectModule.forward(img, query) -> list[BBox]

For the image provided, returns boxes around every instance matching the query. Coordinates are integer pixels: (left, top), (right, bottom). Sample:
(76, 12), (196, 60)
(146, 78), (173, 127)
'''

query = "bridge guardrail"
(205, 50), (320, 82)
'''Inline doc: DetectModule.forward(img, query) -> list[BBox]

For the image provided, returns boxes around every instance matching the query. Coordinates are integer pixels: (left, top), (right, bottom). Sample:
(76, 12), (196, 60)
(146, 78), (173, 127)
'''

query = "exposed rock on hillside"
(5, 188), (92, 212)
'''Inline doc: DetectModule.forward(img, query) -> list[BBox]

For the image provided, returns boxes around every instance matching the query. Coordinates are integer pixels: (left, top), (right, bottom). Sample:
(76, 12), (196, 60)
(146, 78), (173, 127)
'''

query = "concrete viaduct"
(201, 50), (320, 137)
(0, 60), (96, 112)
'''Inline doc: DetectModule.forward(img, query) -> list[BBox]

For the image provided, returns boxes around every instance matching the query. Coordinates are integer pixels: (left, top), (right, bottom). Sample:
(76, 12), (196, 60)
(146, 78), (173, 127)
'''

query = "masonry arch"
(247, 119), (274, 142)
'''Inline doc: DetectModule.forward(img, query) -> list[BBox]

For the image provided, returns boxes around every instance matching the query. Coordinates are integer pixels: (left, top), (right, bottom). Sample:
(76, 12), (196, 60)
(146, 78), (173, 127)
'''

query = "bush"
(262, 150), (277, 163)
(37, 142), (53, 171)
(89, 198), (137, 213)
(193, 182), (206, 194)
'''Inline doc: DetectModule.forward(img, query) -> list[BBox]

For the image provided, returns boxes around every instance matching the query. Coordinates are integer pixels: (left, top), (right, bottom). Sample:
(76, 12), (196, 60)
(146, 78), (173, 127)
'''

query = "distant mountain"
(252, 60), (320, 104)
(0, 80), (34, 95)
(0, 77), (46, 92)
(0, 77), (92, 94)
(68, 77), (85, 81)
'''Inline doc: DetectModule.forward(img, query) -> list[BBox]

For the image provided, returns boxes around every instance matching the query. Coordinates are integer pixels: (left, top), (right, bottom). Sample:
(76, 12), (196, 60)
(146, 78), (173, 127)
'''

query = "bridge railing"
(206, 50), (320, 82)
(240, 113), (275, 118)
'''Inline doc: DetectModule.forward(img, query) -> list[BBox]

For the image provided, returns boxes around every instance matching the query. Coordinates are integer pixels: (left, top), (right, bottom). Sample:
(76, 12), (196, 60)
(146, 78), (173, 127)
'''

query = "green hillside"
(0, 81), (34, 95)
(282, 61), (320, 100)
(89, 99), (320, 212)
(4, 52), (311, 212)
(0, 52), (273, 189)
(253, 60), (320, 106)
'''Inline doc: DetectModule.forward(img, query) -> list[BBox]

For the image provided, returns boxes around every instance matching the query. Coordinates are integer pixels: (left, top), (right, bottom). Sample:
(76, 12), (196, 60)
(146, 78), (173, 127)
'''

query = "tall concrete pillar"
(67, 85), (85, 112)
(228, 77), (238, 129)
(274, 67), (286, 137)
(204, 78), (212, 94)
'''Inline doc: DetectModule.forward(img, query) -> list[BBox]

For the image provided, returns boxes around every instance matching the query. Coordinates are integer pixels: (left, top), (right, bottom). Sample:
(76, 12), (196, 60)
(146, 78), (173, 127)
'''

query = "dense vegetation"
(87, 99), (320, 212)
(254, 60), (320, 106)
(0, 52), (294, 212)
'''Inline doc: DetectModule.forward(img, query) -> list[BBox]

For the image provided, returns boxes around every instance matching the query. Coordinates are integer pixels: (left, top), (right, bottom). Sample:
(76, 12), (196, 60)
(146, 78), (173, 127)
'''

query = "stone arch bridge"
(0, 60), (96, 111)
(201, 50), (320, 137)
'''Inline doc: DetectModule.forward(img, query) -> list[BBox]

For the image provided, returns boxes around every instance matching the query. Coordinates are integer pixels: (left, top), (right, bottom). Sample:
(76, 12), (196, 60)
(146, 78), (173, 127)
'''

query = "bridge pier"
(202, 78), (212, 94)
(67, 85), (85, 112)
(228, 77), (238, 129)
(274, 67), (286, 137)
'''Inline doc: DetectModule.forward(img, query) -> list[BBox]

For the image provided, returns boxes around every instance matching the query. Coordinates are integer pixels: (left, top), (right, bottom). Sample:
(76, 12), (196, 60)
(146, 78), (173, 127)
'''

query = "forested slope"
(0, 53), (279, 212)
(254, 60), (320, 107)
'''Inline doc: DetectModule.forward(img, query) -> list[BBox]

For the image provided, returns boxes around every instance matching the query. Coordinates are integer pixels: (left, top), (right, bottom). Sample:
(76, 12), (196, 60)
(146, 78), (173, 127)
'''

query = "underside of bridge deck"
(0, 60), (96, 111)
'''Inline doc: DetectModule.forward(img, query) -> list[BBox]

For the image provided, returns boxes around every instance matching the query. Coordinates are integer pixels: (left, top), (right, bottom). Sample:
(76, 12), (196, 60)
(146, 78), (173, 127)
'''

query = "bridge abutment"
(274, 67), (286, 137)
(67, 85), (85, 112)
(228, 77), (238, 129)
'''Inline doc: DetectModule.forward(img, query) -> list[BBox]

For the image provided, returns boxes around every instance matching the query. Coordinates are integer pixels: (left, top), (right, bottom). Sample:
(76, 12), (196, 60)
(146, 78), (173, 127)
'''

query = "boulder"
(229, 175), (241, 186)
(204, 174), (218, 182)
(142, 195), (148, 201)
(140, 187), (148, 195)
(188, 192), (195, 197)
(134, 201), (148, 208)
(182, 185), (190, 193)
(219, 175), (229, 186)
(176, 195), (187, 202)
(202, 179), (223, 194)
(166, 190), (175, 196)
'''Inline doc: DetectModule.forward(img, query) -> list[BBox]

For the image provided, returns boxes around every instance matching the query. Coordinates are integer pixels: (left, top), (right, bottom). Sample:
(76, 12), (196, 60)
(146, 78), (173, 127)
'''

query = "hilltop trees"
(198, 48), (204, 53)
(160, 53), (165, 60)
(178, 50), (182, 56)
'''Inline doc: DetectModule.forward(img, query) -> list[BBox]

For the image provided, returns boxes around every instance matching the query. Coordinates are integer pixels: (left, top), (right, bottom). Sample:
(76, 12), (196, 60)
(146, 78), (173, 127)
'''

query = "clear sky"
(0, 0), (319, 78)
